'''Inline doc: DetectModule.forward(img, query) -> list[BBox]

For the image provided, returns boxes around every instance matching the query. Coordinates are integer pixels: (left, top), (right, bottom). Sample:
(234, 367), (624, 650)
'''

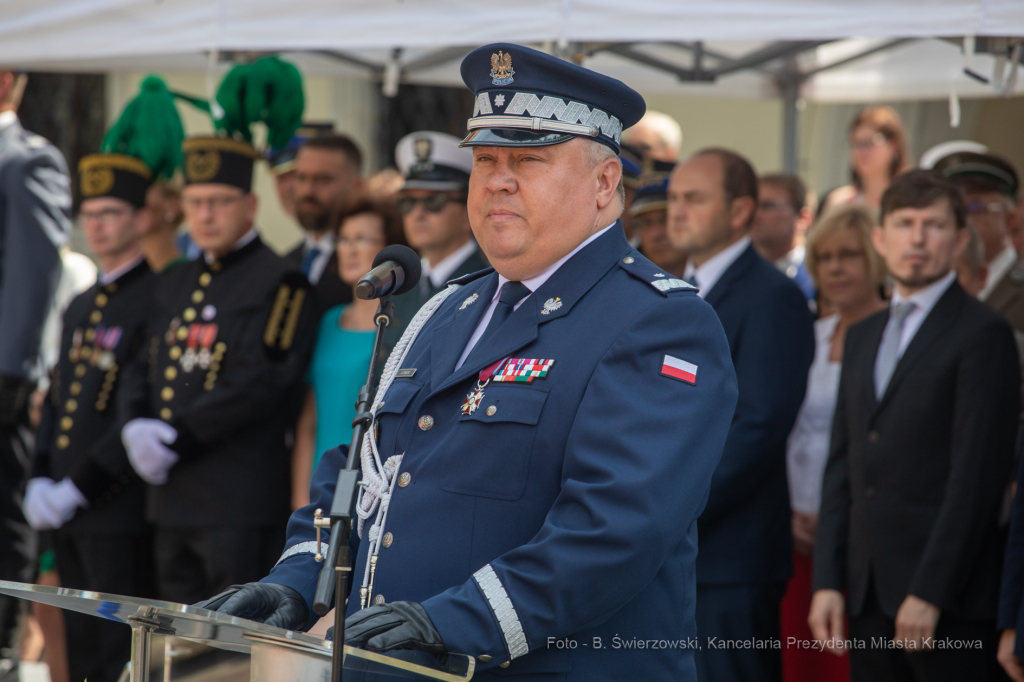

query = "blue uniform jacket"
(696, 244), (815, 585)
(264, 225), (738, 681)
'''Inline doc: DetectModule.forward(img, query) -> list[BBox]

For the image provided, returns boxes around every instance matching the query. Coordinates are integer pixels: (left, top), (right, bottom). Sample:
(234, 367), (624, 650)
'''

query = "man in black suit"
(668, 148), (815, 682)
(284, 134), (362, 319)
(811, 170), (1020, 681)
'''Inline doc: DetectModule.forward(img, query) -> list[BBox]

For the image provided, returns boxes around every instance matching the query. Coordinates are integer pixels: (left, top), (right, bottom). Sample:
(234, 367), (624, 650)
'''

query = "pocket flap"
(376, 378), (423, 416)
(461, 384), (548, 425)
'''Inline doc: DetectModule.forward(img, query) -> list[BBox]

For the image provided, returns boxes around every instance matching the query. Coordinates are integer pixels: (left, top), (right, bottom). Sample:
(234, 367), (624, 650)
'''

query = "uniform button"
(165, 366), (178, 380)
(486, 405), (497, 416)
(373, 594), (385, 605)
(382, 532), (394, 548)
(398, 472), (411, 487)
(161, 387), (174, 401)
(499, 662), (510, 669)
(169, 346), (182, 360)
(199, 273), (212, 286)
(867, 431), (879, 444)
(214, 342), (227, 353)
(418, 415), (434, 431)
(70, 382), (82, 395)
(65, 399), (77, 413)
(75, 364), (87, 377)
(94, 293), (108, 307)
(192, 290), (204, 303)
(477, 655), (493, 663)
(90, 310), (102, 324)
(84, 329), (96, 342)
(865, 486), (876, 498)
(160, 408), (172, 420)
(80, 347), (92, 360)
(183, 308), (197, 322)
(210, 262), (222, 272)
(622, 256), (635, 264)
(176, 327), (189, 341)
(56, 435), (70, 449)
(60, 417), (73, 431)
(105, 282), (117, 293)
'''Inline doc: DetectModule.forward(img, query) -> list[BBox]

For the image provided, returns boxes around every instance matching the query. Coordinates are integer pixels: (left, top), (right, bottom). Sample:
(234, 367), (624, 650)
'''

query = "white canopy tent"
(1, 0), (1022, 171)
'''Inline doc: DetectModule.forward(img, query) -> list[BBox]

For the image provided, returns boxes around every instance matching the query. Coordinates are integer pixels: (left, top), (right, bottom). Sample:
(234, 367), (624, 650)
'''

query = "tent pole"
(779, 66), (800, 174)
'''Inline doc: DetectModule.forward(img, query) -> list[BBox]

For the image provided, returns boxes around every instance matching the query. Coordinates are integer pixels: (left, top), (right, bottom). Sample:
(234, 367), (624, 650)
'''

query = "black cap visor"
(460, 128), (576, 148)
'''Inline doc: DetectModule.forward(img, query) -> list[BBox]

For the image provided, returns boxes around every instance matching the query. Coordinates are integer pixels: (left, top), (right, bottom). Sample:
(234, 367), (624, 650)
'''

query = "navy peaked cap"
(460, 43), (646, 153)
(630, 159), (675, 217)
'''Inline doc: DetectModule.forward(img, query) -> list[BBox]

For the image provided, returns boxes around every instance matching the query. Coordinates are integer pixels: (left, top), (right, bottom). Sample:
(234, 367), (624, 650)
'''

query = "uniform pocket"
(377, 378), (424, 416)
(440, 384), (548, 500)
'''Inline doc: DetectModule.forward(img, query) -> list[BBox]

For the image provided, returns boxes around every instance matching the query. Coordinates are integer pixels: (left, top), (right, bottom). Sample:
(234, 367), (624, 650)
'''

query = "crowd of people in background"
(3, 59), (1024, 682)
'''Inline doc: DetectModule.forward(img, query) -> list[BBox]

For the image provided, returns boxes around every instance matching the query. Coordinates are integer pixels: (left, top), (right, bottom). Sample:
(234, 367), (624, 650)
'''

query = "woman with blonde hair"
(780, 204), (886, 682)
(822, 106), (910, 212)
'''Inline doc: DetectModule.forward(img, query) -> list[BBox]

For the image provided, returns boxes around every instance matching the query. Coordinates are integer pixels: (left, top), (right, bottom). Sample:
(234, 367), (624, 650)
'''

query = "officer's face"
(294, 148), (361, 235)
(469, 138), (620, 281)
(182, 185), (258, 258)
(399, 190), (471, 261)
(667, 154), (744, 267)
(80, 197), (145, 261)
(872, 199), (968, 295)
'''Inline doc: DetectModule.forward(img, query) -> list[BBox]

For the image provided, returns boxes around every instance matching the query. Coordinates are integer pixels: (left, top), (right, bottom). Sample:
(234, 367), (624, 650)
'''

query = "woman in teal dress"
(291, 198), (407, 508)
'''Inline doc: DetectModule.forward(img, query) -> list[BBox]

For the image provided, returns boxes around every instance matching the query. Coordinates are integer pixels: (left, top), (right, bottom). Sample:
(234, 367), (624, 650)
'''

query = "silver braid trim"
(275, 541), (329, 566)
(473, 564), (529, 660)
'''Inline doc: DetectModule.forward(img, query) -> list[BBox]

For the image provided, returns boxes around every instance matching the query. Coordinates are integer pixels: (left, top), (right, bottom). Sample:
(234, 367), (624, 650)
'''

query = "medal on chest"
(461, 358), (509, 416)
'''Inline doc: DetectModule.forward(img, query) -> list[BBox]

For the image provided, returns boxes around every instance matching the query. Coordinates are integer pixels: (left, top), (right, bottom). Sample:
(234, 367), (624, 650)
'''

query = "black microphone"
(356, 245), (422, 300)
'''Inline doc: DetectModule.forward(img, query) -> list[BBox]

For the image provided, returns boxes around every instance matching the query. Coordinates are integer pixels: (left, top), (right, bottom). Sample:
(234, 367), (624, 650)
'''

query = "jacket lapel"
(703, 243), (759, 309)
(872, 282), (965, 416)
(429, 275), (498, 392)
(431, 223), (630, 396)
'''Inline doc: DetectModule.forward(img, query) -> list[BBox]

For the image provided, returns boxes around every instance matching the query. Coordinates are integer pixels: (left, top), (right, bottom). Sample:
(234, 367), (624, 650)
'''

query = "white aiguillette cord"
(355, 283), (463, 607)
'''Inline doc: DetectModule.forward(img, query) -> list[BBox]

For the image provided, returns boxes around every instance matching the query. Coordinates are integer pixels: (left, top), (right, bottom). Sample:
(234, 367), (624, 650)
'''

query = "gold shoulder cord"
(279, 289), (306, 351)
(264, 285), (291, 346)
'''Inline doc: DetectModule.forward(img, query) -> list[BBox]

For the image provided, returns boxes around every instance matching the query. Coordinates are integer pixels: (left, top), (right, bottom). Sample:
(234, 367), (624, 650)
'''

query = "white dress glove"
(122, 418), (179, 485)
(24, 477), (86, 530)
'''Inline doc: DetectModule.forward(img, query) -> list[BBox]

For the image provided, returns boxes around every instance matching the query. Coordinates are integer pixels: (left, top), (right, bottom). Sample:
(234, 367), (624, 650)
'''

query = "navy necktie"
(300, 247), (321, 278)
(469, 281), (531, 361)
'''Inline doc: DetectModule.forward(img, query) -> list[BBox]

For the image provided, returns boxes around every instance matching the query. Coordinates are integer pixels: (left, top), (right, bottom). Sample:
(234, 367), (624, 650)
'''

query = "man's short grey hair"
(622, 111), (683, 157)
(581, 139), (625, 212)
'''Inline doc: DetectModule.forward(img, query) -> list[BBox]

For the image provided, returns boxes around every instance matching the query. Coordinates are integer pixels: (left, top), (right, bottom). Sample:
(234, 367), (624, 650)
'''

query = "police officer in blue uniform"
(201, 43), (739, 682)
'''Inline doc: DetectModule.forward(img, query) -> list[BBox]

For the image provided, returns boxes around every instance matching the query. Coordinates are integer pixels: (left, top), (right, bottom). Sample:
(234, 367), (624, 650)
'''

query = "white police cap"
(395, 131), (473, 191)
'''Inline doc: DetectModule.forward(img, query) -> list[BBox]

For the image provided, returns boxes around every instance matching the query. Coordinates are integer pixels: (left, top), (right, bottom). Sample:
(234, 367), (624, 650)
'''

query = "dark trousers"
(695, 581), (787, 682)
(0, 422), (32, 657)
(154, 526), (286, 605)
(848, 583), (1006, 682)
(53, 529), (155, 682)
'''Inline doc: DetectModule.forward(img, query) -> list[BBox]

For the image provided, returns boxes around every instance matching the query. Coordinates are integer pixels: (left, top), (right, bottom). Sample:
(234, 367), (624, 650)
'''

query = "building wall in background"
(106, 71), (378, 255)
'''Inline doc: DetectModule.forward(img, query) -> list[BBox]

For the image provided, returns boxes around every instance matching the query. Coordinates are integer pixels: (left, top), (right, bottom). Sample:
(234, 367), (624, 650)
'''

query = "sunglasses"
(396, 194), (465, 215)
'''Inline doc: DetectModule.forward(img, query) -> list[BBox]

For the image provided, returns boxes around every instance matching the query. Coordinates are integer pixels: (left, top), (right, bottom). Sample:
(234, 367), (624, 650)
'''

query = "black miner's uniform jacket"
(33, 260), (155, 533)
(119, 237), (317, 527)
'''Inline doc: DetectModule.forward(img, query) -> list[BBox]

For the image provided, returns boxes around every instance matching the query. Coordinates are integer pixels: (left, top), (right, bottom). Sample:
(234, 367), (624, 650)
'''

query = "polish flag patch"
(661, 355), (698, 384)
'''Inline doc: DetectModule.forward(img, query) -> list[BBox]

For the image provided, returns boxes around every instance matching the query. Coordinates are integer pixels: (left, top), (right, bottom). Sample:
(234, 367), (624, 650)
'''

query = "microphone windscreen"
(373, 244), (422, 296)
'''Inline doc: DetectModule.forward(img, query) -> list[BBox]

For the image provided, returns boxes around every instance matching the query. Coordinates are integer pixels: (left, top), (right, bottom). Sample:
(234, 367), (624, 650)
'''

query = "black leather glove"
(0, 374), (30, 426)
(341, 602), (446, 654)
(194, 583), (308, 631)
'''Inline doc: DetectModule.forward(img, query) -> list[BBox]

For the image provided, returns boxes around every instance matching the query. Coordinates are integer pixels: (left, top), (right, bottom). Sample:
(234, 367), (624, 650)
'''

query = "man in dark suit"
(284, 135), (363, 319)
(388, 131), (488, 345)
(668, 148), (815, 682)
(811, 170), (1020, 682)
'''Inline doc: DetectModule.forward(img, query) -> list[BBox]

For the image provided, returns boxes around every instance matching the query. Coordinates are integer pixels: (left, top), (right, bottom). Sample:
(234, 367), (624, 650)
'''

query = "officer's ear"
(594, 156), (622, 212)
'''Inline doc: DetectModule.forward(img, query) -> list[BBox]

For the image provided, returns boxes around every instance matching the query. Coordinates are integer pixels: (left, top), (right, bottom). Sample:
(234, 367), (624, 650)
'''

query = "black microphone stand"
(312, 296), (394, 682)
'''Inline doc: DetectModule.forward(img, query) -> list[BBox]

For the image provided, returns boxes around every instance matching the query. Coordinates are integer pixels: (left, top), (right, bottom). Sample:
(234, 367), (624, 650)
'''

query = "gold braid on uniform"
(263, 272), (310, 361)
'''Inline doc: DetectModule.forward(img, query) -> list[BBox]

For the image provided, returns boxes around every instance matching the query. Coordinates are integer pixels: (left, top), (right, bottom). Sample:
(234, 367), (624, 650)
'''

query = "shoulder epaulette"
(617, 251), (697, 296)
(448, 267), (494, 286)
(264, 271), (310, 360)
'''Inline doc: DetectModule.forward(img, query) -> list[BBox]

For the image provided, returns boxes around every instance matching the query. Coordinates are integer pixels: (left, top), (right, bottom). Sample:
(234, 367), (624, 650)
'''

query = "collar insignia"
(541, 297), (563, 315)
(460, 293), (479, 310)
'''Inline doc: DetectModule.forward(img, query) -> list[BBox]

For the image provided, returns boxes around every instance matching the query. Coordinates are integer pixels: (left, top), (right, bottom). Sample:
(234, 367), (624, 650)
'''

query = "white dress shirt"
(981, 244), (1019, 302)
(786, 314), (841, 514)
(422, 240), (479, 291)
(303, 231), (336, 285)
(877, 269), (957, 369)
(0, 111), (16, 133)
(683, 236), (751, 300)
(455, 224), (615, 370)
